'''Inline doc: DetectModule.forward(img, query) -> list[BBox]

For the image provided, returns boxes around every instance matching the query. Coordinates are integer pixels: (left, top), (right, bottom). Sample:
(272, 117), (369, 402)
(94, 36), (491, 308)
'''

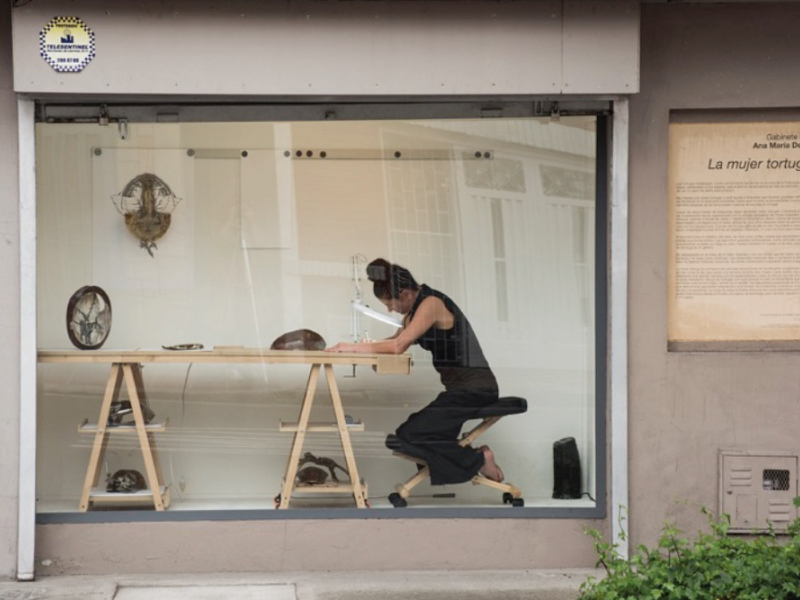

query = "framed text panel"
(669, 121), (800, 344)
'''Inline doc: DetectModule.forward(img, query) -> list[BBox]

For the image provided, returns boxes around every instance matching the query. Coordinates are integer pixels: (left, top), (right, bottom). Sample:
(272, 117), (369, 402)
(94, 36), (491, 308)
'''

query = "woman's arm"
(326, 296), (444, 354)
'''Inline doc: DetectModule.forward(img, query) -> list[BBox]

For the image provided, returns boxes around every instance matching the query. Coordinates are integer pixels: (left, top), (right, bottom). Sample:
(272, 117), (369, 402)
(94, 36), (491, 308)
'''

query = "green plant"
(579, 499), (800, 600)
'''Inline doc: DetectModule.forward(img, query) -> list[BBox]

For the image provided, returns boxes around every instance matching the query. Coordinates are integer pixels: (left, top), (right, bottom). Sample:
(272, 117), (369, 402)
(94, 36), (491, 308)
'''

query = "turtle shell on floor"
(296, 466), (329, 485)
(106, 469), (147, 493)
(270, 329), (326, 351)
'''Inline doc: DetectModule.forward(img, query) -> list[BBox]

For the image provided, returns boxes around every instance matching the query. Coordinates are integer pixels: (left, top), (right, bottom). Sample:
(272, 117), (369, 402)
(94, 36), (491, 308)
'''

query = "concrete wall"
(629, 2), (800, 549)
(0, 1), (20, 580)
(35, 519), (598, 575)
(11, 0), (638, 96)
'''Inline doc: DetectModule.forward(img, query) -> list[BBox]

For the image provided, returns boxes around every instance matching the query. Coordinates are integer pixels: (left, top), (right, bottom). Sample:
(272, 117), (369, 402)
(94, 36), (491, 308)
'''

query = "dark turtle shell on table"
(269, 329), (326, 351)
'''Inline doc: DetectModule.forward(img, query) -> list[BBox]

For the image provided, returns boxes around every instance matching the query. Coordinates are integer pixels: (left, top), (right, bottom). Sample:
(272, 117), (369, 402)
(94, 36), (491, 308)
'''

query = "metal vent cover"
(719, 450), (798, 533)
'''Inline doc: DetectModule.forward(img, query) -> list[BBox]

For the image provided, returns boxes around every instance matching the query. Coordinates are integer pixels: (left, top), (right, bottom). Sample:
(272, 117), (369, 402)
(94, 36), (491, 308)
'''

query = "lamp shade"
(352, 302), (402, 328)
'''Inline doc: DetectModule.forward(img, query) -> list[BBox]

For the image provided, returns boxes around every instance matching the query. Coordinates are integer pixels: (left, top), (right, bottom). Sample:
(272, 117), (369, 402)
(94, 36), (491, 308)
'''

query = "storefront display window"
(35, 115), (602, 516)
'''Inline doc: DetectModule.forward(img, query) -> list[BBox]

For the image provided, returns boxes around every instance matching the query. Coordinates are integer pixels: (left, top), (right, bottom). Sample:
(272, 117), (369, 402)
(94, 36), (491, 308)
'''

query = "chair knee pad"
(385, 433), (402, 451)
(386, 433), (428, 461)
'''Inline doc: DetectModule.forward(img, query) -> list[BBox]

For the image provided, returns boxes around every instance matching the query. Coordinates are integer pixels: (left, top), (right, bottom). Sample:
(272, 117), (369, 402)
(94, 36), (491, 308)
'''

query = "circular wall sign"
(66, 286), (112, 350)
(39, 16), (96, 73)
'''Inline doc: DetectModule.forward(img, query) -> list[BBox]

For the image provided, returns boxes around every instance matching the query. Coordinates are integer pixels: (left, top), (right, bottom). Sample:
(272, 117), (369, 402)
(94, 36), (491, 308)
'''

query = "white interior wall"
(35, 119), (597, 511)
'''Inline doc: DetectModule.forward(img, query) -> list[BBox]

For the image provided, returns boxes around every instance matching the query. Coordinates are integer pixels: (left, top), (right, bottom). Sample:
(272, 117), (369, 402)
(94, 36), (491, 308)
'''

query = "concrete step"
(0, 570), (601, 600)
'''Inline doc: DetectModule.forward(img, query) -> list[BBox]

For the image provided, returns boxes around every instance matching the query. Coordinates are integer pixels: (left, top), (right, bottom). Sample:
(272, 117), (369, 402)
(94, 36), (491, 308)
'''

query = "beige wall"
(11, 0), (638, 96)
(35, 519), (598, 575)
(629, 2), (800, 549)
(0, 3), (20, 580)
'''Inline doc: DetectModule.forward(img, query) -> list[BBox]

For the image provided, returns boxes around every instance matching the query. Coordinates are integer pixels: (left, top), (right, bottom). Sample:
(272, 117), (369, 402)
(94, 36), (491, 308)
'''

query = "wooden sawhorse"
(38, 348), (411, 511)
(78, 362), (170, 511)
(276, 363), (369, 508)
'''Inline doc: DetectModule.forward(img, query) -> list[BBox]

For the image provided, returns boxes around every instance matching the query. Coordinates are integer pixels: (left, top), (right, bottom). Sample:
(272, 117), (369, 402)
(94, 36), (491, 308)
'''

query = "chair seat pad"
(474, 396), (527, 418)
(385, 397), (527, 456)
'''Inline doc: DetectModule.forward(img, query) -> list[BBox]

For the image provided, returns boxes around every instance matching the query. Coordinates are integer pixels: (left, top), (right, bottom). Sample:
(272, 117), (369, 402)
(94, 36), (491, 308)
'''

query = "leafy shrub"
(579, 499), (800, 600)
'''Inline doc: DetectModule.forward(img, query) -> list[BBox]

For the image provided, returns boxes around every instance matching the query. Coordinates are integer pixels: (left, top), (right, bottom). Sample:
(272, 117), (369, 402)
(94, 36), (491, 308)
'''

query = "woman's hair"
(366, 258), (419, 300)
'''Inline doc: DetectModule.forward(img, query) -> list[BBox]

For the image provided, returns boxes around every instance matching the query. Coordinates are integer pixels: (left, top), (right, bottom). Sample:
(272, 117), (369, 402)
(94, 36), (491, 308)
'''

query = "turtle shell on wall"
(112, 173), (182, 257)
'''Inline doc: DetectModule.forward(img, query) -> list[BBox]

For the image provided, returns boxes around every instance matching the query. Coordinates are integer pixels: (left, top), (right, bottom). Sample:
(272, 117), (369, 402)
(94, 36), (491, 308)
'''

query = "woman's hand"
(326, 296), (447, 355)
(325, 342), (361, 353)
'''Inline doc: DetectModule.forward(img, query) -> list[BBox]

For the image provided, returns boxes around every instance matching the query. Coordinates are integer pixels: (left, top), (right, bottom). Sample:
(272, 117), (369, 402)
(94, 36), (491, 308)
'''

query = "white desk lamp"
(352, 301), (403, 329)
(350, 254), (402, 345)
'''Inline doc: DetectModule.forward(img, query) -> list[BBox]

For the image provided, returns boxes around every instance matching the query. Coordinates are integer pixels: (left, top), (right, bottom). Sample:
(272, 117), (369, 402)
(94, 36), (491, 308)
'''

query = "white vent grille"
(719, 451), (798, 533)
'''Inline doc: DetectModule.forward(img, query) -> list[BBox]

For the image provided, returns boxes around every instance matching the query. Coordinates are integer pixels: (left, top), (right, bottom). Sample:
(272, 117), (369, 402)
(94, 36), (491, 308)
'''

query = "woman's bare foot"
(479, 445), (504, 482)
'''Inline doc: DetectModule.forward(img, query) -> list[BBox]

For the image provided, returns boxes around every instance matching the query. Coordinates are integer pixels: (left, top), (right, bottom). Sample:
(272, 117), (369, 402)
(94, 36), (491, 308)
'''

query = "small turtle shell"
(296, 466), (329, 485)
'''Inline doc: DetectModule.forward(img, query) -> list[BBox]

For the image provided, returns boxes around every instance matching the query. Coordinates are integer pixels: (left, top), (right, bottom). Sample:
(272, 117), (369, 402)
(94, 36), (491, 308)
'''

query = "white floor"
(37, 492), (596, 513)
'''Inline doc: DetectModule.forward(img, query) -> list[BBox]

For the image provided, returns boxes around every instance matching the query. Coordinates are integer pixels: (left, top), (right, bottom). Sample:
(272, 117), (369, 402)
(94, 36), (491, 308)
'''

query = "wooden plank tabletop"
(37, 348), (412, 374)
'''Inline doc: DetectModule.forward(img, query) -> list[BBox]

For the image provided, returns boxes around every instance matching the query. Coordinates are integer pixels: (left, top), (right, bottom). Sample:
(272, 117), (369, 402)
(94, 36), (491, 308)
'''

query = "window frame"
(26, 99), (611, 525)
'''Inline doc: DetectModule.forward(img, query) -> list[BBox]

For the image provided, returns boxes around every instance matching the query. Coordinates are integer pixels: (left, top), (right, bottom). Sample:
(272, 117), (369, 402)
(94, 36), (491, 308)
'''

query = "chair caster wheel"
(389, 492), (408, 508)
(274, 494), (281, 508)
(512, 498), (524, 507)
(503, 492), (513, 504)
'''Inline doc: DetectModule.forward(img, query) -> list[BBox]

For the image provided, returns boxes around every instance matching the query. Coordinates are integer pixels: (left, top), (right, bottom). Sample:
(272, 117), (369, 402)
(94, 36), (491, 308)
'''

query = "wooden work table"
(38, 348), (412, 511)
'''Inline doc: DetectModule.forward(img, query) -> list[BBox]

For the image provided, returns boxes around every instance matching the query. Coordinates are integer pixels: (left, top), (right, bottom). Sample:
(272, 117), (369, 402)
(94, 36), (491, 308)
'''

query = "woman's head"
(366, 259), (419, 311)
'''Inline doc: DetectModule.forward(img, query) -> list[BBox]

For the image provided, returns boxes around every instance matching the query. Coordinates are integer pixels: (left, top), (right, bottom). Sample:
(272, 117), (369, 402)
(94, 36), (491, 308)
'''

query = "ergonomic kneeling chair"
(385, 396), (528, 508)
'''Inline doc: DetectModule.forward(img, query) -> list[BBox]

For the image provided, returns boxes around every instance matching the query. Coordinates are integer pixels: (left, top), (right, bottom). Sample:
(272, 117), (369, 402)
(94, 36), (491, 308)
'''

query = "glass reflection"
(35, 117), (597, 513)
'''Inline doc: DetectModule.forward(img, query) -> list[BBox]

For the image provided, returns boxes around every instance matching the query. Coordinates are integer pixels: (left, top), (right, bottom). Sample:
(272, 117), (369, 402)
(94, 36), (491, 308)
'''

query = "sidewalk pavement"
(0, 569), (602, 600)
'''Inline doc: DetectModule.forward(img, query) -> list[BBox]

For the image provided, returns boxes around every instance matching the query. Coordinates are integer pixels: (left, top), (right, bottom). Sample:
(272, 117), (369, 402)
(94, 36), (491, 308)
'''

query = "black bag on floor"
(552, 437), (582, 499)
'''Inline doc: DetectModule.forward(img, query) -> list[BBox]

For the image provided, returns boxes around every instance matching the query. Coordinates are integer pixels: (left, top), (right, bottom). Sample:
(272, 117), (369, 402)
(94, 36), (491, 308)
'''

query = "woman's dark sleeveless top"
(407, 284), (498, 394)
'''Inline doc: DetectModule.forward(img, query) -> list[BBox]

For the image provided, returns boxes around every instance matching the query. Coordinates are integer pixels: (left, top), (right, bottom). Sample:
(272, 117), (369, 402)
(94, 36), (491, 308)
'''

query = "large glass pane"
(35, 116), (597, 513)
